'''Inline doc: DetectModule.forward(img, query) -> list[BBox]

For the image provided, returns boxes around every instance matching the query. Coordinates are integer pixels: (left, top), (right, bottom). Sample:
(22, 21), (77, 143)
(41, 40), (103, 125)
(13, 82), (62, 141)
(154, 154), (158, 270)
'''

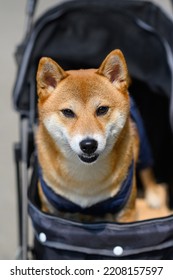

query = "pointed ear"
(36, 57), (68, 98)
(97, 50), (128, 90)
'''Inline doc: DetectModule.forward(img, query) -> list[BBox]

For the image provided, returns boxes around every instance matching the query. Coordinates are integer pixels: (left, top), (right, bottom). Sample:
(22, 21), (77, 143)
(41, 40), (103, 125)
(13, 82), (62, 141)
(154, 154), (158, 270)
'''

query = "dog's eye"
(96, 106), (109, 116)
(61, 109), (75, 118)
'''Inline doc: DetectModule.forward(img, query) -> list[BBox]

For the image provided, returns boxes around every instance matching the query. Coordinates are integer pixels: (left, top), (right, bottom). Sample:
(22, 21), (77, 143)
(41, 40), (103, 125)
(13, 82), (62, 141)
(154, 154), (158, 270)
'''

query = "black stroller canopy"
(13, 0), (173, 120)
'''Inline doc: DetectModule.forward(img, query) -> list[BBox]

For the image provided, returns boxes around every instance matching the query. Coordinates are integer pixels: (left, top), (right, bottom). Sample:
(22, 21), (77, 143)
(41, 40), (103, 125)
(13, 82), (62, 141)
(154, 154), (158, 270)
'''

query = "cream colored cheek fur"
(44, 110), (126, 158)
(43, 114), (71, 153)
(105, 110), (127, 150)
(44, 114), (106, 156)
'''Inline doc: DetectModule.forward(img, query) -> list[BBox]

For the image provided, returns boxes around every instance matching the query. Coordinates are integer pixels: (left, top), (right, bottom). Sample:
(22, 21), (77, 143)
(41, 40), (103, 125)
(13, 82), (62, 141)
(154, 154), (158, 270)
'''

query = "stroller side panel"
(28, 184), (173, 260)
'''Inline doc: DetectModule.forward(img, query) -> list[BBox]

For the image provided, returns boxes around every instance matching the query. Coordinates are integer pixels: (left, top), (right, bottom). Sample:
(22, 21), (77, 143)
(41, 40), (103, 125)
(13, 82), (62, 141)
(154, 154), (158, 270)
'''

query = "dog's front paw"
(145, 184), (167, 209)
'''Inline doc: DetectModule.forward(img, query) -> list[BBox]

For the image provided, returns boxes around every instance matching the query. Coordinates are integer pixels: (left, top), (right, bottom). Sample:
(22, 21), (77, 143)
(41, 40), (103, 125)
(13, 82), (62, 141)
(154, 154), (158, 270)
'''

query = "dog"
(36, 49), (162, 222)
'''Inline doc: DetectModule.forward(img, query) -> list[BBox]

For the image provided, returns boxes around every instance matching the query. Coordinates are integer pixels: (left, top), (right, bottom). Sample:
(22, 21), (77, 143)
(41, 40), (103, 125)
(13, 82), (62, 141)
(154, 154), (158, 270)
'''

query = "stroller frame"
(14, 0), (38, 259)
(13, 0), (173, 260)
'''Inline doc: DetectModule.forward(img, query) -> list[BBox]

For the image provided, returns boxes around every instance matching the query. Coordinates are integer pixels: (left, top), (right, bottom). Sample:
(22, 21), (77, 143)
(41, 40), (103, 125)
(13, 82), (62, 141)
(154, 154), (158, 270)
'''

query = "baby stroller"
(13, 0), (173, 259)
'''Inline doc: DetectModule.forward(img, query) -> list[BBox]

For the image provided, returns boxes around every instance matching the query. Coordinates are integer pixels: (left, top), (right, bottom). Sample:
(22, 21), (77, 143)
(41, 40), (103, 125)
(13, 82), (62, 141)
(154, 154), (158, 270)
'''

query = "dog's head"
(37, 50), (130, 164)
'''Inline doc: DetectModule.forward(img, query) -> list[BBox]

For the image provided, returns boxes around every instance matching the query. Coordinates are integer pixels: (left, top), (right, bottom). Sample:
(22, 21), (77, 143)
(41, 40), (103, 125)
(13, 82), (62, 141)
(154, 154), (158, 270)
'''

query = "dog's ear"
(37, 57), (68, 98)
(97, 50), (128, 90)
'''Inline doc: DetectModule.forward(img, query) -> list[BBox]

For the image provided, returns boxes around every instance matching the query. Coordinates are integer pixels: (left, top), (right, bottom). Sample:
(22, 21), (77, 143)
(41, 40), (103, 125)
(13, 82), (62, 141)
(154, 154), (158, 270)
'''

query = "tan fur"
(36, 50), (161, 223)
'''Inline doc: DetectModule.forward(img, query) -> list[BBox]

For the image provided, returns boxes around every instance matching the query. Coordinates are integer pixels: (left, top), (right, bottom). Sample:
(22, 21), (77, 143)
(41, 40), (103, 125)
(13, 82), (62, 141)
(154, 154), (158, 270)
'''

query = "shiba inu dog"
(36, 49), (161, 222)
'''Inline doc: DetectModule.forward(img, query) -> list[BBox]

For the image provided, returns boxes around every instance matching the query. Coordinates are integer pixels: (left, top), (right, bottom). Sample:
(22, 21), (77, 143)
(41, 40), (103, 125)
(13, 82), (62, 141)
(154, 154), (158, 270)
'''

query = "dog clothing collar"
(38, 161), (134, 216)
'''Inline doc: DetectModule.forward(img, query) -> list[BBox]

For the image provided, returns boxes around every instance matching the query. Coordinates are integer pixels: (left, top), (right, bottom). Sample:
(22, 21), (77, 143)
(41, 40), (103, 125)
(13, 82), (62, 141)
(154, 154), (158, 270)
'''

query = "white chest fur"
(43, 153), (121, 208)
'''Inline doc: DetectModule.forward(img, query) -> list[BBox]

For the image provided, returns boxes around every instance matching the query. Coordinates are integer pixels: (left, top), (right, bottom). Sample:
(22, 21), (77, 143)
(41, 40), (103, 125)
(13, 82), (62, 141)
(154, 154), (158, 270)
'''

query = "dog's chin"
(78, 154), (99, 164)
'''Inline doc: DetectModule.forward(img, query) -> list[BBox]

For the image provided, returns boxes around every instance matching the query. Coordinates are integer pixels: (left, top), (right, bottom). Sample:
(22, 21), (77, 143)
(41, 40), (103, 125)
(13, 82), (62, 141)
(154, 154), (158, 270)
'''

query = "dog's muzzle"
(79, 138), (99, 163)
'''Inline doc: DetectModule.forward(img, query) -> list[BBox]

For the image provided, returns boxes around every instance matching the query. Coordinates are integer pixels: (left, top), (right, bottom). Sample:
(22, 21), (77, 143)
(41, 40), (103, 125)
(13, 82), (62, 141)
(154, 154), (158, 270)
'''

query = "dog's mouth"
(78, 154), (99, 163)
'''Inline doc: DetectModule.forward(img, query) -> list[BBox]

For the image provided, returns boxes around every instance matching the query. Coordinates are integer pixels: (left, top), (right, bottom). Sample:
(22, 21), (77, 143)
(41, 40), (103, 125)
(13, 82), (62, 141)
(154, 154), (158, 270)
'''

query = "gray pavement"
(0, 0), (172, 259)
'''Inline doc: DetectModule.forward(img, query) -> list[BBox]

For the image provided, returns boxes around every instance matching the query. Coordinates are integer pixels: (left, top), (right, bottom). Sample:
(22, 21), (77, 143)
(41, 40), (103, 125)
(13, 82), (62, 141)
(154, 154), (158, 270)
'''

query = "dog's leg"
(140, 168), (164, 208)
(117, 207), (136, 223)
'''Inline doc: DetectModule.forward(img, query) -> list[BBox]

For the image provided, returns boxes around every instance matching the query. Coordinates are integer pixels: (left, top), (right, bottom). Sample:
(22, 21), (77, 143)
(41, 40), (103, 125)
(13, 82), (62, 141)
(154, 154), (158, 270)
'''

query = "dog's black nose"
(80, 138), (98, 154)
